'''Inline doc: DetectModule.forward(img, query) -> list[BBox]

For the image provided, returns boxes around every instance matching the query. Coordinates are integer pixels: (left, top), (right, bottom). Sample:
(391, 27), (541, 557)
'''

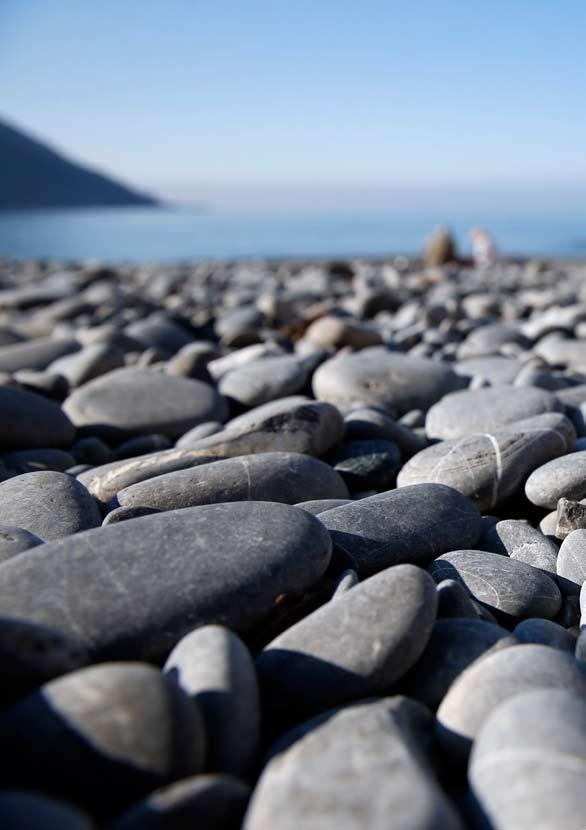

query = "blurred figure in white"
(470, 227), (500, 267)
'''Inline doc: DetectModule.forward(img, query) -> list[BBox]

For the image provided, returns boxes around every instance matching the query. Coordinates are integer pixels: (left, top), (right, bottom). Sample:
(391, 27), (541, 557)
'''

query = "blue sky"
(1, 1), (585, 202)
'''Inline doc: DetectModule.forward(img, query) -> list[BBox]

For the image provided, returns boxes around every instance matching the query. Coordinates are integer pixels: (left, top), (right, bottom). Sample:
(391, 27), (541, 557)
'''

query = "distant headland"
(0, 117), (159, 210)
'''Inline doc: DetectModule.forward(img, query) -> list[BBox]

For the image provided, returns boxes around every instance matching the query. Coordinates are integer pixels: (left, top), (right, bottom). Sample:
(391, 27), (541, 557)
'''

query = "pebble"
(295, 498), (353, 514)
(125, 315), (194, 355)
(401, 618), (517, 710)
(0, 471), (101, 541)
(0, 384), (75, 449)
(0, 336), (79, 372)
(244, 697), (462, 830)
(63, 367), (229, 441)
(327, 438), (401, 491)
(470, 689), (586, 830)
(425, 385), (561, 440)
(218, 354), (309, 407)
(175, 420), (224, 446)
(556, 529), (586, 595)
(454, 355), (522, 385)
(313, 348), (465, 414)
(0, 617), (88, 703)
(0, 793), (93, 829)
(112, 774), (250, 830)
(0, 502), (332, 660)
(343, 406), (427, 457)
(88, 398), (344, 489)
(114, 452), (349, 511)
(164, 626), (260, 776)
(435, 578), (480, 619)
(0, 662), (205, 818)
(481, 518), (559, 578)
(436, 644), (586, 763)
(397, 412), (575, 510)
(0, 524), (43, 563)
(429, 549), (561, 621)
(1, 447), (76, 474)
(48, 342), (125, 387)
(513, 618), (577, 652)
(525, 450), (586, 508)
(318, 483), (482, 575)
(256, 564), (437, 726)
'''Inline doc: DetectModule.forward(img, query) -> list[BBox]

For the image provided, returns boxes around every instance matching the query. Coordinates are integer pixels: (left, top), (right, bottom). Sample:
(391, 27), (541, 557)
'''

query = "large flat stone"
(0, 502), (332, 661)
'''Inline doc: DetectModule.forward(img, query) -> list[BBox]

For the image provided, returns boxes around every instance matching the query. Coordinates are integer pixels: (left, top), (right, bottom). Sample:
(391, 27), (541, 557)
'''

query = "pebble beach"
(1, 253), (586, 827)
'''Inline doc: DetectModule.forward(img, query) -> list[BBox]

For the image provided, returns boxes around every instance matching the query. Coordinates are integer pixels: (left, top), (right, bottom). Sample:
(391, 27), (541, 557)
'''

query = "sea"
(1, 197), (585, 263)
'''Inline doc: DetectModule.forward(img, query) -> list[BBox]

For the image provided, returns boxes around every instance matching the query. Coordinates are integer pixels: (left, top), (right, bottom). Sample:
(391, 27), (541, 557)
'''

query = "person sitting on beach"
(469, 227), (500, 267)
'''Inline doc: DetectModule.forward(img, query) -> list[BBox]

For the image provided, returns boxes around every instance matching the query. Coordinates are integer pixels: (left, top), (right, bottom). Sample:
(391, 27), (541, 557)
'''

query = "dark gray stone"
(164, 626), (260, 776)
(429, 550), (561, 621)
(0, 793), (92, 830)
(526, 450), (586, 509)
(436, 644), (586, 764)
(125, 316), (194, 355)
(318, 483), (482, 576)
(436, 578), (480, 619)
(63, 367), (228, 440)
(470, 689), (586, 830)
(0, 385), (75, 449)
(0, 662), (205, 819)
(343, 406), (427, 457)
(114, 434), (173, 459)
(1, 448), (76, 474)
(0, 502), (332, 660)
(0, 471), (101, 541)
(256, 564), (437, 725)
(0, 617), (88, 703)
(115, 452), (349, 511)
(557, 529), (586, 595)
(402, 618), (517, 710)
(513, 618), (577, 653)
(295, 498), (353, 515)
(398, 413), (575, 511)
(244, 697), (462, 830)
(328, 439), (401, 491)
(71, 436), (113, 466)
(482, 518), (559, 578)
(313, 348), (465, 415)
(0, 524), (43, 563)
(425, 386), (561, 440)
(218, 355), (309, 407)
(111, 774), (250, 830)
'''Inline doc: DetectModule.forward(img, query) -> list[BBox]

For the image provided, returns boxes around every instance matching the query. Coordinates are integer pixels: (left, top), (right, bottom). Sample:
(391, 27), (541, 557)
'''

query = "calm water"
(1, 204), (586, 262)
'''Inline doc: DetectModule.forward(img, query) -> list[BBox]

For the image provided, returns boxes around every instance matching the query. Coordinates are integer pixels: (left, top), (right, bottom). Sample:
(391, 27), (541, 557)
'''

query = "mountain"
(0, 117), (158, 209)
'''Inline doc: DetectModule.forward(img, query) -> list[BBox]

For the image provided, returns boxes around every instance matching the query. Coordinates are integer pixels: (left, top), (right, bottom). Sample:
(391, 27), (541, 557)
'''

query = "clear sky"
(1, 0), (585, 202)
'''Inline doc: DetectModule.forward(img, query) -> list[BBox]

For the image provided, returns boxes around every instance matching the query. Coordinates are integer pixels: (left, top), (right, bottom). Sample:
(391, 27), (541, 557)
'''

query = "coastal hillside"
(0, 118), (158, 209)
